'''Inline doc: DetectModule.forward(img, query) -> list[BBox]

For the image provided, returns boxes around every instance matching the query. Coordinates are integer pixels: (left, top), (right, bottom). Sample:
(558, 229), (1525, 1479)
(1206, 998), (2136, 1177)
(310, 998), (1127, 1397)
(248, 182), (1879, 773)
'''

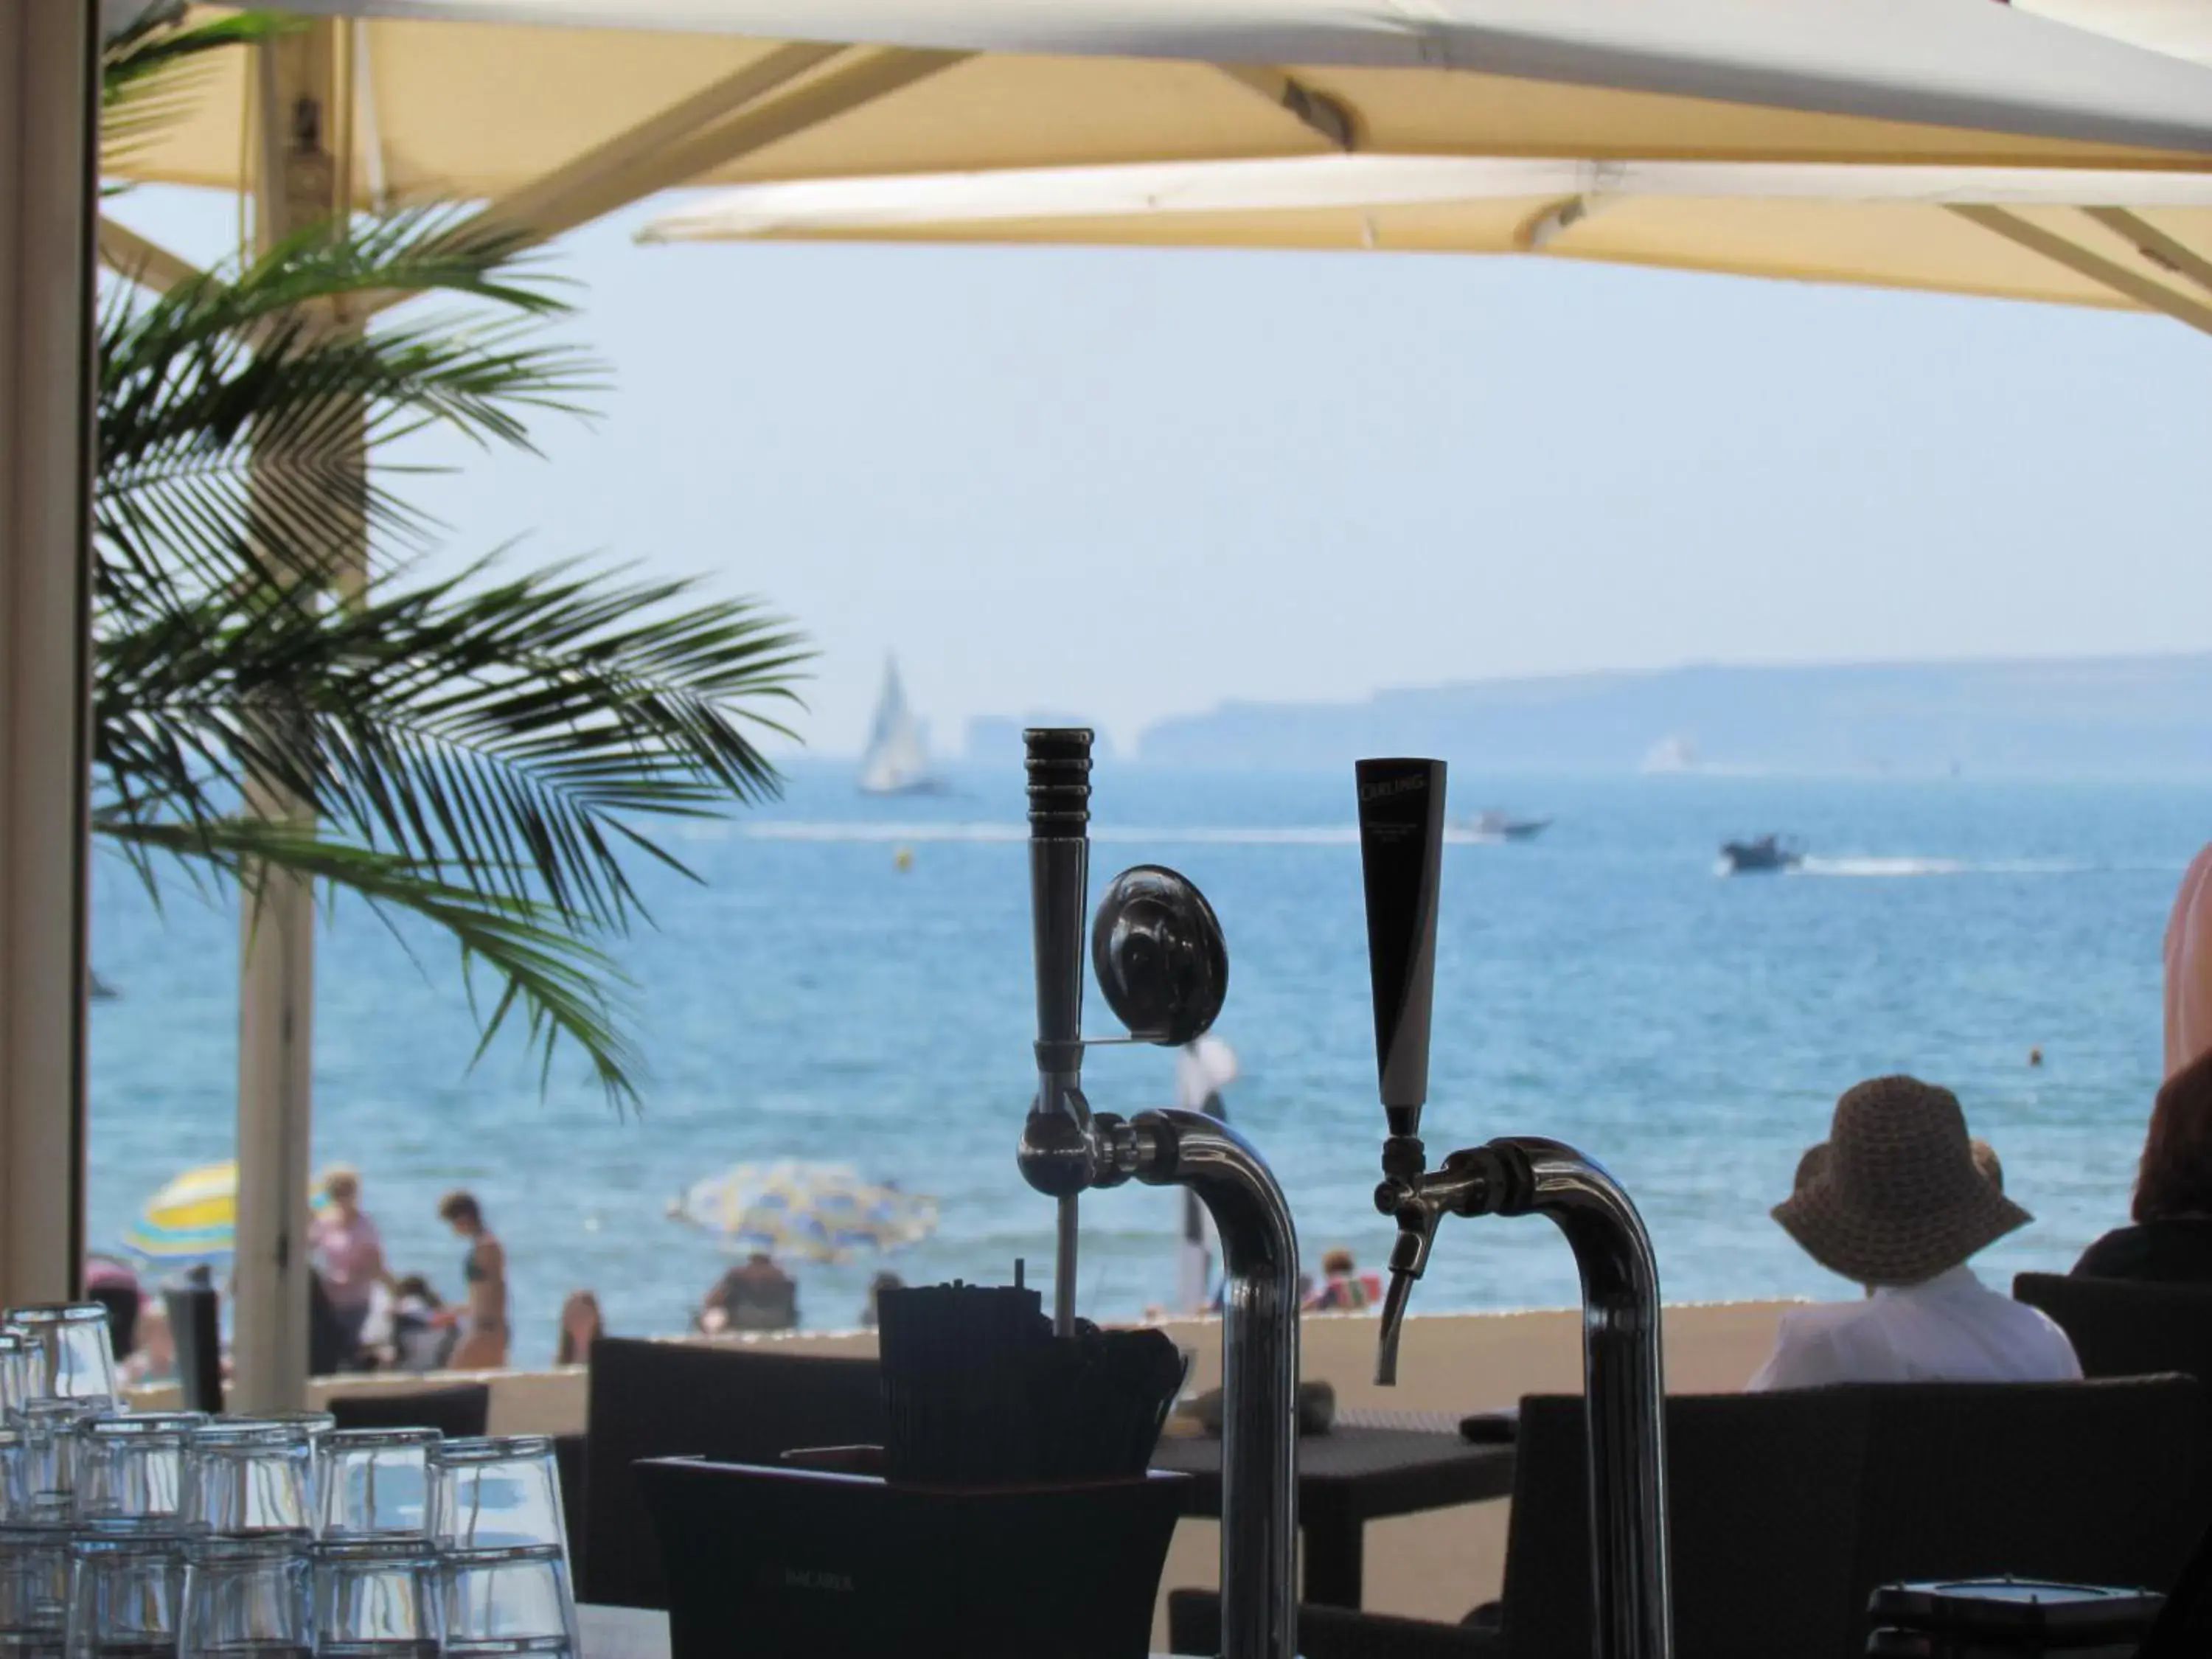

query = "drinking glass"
(7, 1405), (96, 1525)
(177, 1538), (310, 1659)
(314, 1431), (434, 1542)
(0, 1336), (31, 1419)
(180, 1423), (316, 1540)
(75, 1416), (204, 1533)
(428, 1438), (568, 1554)
(0, 1525), (70, 1659)
(314, 1540), (439, 1659)
(437, 1547), (577, 1658)
(65, 1532), (183, 1659)
(4, 1311), (116, 1413)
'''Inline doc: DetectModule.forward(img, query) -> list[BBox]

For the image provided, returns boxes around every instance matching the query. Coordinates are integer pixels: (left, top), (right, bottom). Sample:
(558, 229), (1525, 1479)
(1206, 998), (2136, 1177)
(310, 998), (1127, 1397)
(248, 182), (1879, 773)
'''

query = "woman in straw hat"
(1747, 1076), (2079, 1391)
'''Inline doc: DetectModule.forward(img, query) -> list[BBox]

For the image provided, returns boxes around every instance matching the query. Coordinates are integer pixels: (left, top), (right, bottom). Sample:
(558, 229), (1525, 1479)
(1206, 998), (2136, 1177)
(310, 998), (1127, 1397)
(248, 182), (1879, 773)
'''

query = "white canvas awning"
(640, 154), (2212, 324)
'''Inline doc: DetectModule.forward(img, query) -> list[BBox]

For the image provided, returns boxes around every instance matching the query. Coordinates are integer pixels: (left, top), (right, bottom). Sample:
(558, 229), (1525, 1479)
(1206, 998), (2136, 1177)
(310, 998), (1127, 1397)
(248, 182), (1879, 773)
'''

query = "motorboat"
(1467, 810), (1551, 842)
(1720, 835), (1804, 874)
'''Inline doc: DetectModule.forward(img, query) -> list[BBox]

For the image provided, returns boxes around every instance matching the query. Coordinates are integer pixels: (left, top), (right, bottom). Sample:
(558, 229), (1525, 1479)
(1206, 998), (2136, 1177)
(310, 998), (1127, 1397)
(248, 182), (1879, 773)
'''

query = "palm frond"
(97, 546), (810, 930)
(97, 209), (595, 608)
(100, 813), (641, 1105)
(102, 7), (296, 173)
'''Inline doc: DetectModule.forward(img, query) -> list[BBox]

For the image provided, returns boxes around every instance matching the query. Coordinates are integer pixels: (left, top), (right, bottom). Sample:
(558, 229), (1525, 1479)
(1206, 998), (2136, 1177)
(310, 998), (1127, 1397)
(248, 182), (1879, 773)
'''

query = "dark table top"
(1150, 1425), (1517, 1523)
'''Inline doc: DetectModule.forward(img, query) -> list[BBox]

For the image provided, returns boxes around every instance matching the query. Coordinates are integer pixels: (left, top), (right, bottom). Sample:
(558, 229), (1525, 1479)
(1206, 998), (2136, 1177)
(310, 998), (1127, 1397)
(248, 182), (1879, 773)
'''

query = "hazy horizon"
(110, 183), (2212, 759)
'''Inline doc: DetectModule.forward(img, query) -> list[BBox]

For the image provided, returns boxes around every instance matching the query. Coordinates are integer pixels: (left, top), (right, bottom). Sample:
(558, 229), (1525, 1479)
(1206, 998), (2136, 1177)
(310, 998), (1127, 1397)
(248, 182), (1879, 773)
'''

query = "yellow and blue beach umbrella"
(669, 1162), (936, 1264)
(125, 1162), (331, 1263)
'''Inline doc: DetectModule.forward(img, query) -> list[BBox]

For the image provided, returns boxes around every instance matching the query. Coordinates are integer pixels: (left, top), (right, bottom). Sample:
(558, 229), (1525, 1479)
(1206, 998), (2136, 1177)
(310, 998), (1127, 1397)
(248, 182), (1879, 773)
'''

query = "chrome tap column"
(1015, 728), (1299, 1659)
(1357, 758), (1674, 1659)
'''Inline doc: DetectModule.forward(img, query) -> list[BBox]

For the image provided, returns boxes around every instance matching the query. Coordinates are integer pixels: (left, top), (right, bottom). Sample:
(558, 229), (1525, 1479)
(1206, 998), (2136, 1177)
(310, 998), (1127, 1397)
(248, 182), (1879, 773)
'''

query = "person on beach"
(2072, 1048), (2212, 1284)
(1306, 1247), (1381, 1313)
(556, 1290), (605, 1365)
(387, 1275), (453, 1372)
(1748, 1075), (2079, 1391)
(432, 1191), (509, 1369)
(2166, 844), (2212, 1077)
(697, 1251), (798, 1334)
(311, 1165), (387, 1367)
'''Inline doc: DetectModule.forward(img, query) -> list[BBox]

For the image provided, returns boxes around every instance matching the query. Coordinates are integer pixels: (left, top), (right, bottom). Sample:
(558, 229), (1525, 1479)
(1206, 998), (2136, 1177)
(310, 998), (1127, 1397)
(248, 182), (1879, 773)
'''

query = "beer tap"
(1356, 758), (1675, 1659)
(1017, 728), (1299, 1659)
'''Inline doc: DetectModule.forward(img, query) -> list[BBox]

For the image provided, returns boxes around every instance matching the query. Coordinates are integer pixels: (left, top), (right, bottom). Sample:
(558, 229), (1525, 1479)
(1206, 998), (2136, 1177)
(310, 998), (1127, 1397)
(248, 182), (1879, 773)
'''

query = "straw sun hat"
(1773, 1075), (2031, 1287)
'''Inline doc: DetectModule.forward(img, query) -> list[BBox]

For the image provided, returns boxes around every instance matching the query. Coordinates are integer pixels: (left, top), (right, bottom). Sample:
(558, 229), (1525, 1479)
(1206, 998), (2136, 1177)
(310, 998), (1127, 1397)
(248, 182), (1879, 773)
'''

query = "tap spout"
(1371, 1144), (1502, 1385)
(1134, 1107), (1299, 1659)
(1374, 1253), (1417, 1387)
(1493, 1137), (1673, 1659)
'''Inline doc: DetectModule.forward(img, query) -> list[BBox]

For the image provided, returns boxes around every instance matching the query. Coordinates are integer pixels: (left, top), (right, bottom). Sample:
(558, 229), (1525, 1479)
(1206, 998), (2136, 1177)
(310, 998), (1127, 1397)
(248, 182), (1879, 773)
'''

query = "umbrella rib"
(2079, 206), (2212, 303)
(97, 218), (205, 296)
(364, 44), (970, 321)
(1214, 66), (1356, 153)
(1946, 204), (2212, 335)
(465, 40), (846, 247)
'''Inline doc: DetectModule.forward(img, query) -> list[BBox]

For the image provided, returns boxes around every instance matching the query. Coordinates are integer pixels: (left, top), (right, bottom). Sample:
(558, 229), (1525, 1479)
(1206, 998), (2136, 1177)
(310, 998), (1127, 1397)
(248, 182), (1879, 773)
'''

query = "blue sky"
(113, 185), (2212, 758)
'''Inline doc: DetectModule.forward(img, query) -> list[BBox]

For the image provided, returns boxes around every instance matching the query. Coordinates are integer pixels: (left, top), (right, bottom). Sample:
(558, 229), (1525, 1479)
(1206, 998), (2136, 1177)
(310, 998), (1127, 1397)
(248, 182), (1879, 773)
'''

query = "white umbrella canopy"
(119, 0), (2212, 233)
(638, 153), (2212, 323)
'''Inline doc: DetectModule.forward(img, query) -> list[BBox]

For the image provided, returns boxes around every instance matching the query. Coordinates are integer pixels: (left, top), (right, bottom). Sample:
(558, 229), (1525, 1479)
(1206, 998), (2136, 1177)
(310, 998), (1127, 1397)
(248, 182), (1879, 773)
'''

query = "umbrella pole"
(0, 0), (97, 1308)
(232, 23), (358, 1413)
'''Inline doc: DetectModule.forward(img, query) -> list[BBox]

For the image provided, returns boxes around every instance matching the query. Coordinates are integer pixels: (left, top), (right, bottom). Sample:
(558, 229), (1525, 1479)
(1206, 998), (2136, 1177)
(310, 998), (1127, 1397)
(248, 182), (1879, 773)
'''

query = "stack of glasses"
(0, 1302), (580, 1658)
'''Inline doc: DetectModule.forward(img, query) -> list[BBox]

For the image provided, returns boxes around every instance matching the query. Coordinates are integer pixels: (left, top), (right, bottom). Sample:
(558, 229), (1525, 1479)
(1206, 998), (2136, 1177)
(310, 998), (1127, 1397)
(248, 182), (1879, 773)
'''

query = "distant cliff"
(1132, 655), (2212, 776)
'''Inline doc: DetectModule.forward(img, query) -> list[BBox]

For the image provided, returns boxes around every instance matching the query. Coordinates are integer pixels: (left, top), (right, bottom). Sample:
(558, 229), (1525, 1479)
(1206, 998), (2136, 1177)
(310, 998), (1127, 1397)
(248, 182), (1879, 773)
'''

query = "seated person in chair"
(1749, 1075), (2079, 1391)
(696, 1252), (799, 1334)
(2073, 1048), (2212, 1284)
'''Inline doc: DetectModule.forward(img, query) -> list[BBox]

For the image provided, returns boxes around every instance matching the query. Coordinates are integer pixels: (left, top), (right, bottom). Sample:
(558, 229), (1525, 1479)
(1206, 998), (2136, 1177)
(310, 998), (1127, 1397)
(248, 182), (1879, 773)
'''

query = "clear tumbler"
(176, 1537), (311, 1659)
(3, 1311), (116, 1413)
(428, 1438), (568, 1554)
(315, 1430), (435, 1542)
(0, 1524), (70, 1659)
(76, 1415), (204, 1533)
(180, 1422), (316, 1540)
(65, 1531), (184, 1659)
(314, 1539), (439, 1659)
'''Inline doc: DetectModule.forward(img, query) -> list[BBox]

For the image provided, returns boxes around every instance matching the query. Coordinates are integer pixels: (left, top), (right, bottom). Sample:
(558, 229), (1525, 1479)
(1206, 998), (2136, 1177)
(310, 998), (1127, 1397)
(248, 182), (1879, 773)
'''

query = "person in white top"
(1748, 1075), (2081, 1392)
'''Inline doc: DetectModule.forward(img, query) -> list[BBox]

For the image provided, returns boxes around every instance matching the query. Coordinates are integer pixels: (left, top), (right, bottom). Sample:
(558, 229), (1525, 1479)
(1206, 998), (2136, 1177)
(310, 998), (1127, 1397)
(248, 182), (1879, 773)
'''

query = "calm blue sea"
(86, 764), (2209, 1367)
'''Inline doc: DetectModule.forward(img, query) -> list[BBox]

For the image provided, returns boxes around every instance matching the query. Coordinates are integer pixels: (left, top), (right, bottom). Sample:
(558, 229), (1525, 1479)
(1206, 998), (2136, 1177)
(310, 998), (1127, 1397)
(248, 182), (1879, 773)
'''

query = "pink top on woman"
(311, 1212), (383, 1310)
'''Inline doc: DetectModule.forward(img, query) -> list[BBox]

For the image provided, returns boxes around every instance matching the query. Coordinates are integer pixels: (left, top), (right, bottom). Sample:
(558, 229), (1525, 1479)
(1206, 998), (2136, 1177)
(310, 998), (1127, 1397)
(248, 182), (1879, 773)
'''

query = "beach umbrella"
(115, 1), (2212, 245)
(126, 1162), (332, 1263)
(640, 153), (2212, 330)
(669, 1161), (937, 1262)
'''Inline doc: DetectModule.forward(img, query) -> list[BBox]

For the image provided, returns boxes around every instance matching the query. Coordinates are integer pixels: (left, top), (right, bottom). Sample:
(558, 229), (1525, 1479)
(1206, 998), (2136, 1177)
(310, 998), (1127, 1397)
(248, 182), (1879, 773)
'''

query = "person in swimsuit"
(433, 1190), (509, 1369)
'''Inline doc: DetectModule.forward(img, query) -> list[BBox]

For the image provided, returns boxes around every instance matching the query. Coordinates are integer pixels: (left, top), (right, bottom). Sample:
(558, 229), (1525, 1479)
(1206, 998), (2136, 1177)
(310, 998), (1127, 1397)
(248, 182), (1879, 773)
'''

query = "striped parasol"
(668, 1161), (937, 1263)
(125, 1162), (331, 1263)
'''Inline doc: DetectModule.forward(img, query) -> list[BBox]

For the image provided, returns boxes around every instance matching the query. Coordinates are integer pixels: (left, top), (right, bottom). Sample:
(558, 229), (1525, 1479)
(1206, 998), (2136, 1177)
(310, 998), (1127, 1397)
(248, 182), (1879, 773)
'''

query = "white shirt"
(1747, 1265), (2082, 1392)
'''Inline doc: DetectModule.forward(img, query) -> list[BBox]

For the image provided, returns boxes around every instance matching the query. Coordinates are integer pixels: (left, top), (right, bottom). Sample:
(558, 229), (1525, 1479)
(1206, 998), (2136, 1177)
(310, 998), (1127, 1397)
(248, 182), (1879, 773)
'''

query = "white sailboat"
(858, 656), (941, 795)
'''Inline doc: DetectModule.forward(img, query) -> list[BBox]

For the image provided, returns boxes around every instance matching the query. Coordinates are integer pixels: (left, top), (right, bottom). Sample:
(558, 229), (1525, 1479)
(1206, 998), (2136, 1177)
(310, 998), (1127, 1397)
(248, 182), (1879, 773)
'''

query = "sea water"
(87, 764), (2210, 1366)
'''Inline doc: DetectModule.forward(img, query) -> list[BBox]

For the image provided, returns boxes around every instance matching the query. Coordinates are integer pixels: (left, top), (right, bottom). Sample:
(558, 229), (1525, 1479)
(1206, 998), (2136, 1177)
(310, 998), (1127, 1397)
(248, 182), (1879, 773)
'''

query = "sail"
(858, 658), (933, 794)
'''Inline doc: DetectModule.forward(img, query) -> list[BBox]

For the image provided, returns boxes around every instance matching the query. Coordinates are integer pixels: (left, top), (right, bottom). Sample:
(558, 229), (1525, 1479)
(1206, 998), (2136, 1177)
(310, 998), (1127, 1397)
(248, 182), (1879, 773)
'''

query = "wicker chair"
(1171, 1376), (2206, 1659)
(579, 1336), (886, 1609)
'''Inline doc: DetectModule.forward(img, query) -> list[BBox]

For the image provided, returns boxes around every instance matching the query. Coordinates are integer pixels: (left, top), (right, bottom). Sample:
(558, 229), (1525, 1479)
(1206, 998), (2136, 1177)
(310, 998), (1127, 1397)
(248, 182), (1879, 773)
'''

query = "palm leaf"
(101, 814), (641, 1105)
(102, 7), (296, 175)
(97, 547), (810, 930)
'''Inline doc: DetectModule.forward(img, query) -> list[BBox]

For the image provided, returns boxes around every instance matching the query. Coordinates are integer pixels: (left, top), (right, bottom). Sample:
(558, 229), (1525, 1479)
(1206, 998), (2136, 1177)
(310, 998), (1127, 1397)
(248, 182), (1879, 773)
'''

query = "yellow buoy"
(894, 846), (914, 873)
